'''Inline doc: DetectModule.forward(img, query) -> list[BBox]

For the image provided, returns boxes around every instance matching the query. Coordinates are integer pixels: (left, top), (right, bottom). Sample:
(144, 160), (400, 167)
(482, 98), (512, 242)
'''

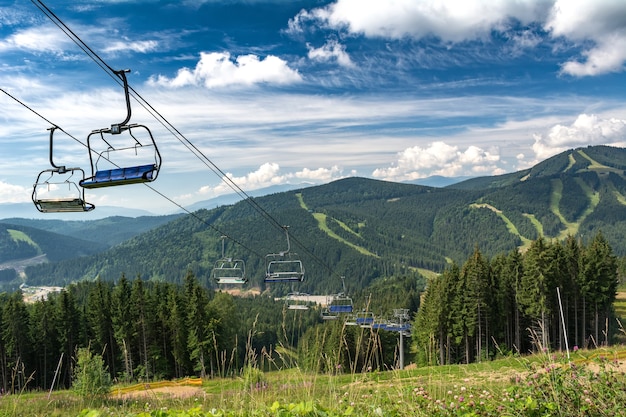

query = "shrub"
(72, 347), (112, 399)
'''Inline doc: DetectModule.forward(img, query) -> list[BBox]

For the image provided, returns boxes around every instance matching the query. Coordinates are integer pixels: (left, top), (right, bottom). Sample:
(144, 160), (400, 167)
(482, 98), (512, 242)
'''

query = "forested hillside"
(0, 223), (107, 263)
(2, 214), (181, 247)
(10, 145), (626, 298)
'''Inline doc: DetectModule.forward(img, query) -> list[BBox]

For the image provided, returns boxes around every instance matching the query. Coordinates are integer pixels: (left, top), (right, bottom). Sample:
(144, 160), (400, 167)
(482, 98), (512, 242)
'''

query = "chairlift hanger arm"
(112, 68), (131, 132)
(47, 126), (66, 173)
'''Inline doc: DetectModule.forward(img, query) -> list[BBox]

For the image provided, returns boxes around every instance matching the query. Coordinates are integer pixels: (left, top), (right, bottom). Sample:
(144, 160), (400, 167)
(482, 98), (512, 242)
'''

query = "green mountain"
(0, 223), (107, 264)
(18, 145), (626, 295)
(2, 214), (182, 247)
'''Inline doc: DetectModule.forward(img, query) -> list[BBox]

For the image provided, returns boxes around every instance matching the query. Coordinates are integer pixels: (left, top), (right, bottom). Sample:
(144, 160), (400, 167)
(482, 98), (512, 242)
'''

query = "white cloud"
(307, 39), (354, 67)
(196, 163), (344, 197)
(532, 113), (626, 159)
(0, 26), (71, 54)
(292, 0), (549, 43)
(104, 39), (159, 54)
(0, 180), (30, 203)
(545, 0), (626, 76)
(293, 166), (343, 181)
(149, 52), (302, 88)
(372, 141), (501, 181)
(291, 0), (626, 77)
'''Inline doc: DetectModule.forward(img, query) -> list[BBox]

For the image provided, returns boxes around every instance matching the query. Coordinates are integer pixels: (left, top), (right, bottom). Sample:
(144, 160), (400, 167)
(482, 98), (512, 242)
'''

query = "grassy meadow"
(1, 343), (625, 417)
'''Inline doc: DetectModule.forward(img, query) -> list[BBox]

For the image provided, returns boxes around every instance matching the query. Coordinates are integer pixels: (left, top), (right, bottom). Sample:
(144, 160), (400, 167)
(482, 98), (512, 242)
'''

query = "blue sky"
(1, 0), (626, 215)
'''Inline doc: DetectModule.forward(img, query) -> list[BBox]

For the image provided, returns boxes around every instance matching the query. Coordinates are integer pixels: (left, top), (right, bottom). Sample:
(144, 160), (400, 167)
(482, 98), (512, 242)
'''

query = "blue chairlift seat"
(328, 304), (353, 314)
(355, 313), (375, 328)
(80, 163), (157, 189)
(328, 293), (353, 314)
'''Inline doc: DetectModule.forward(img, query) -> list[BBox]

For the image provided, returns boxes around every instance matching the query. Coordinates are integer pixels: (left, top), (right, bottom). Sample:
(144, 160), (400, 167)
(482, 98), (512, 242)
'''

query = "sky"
(1, 0), (626, 216)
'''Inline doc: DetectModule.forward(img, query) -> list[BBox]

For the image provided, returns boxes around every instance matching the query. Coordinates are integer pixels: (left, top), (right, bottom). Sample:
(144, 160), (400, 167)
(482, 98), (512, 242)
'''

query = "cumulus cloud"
(545, 0), (626, 76)
(0, 180), (30, 203)
(307, 39), (354, 67)
(532, 113), (626, 159)
(372, 141), (501, 181)
(289, 0), (549, 42)
(149, 52), (302, 88)
(289, 0), (626, 76)
(198, 163), (344, 197)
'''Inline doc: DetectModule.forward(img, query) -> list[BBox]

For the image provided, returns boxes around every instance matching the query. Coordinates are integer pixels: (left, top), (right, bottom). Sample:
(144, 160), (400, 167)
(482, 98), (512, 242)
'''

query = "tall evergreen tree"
(2, 291), (33, 393)
(580, 232), (618, 346)
(519, 237), (553, 349)
(85, 277), (117, 377)
(29, 296), (59, 389)
(458, 247), (490, 363)
(112, 274), (134, 381)
(54, 289), (82, 388)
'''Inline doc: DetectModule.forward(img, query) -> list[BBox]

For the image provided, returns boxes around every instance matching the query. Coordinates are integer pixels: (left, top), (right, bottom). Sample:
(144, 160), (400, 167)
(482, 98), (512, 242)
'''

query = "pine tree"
(85, 277), (117, 378)
(581, 232), (618, 346)
(54, 289), (82, 388)
(111, 274), (134, 381)
(519, 237), (552, 349)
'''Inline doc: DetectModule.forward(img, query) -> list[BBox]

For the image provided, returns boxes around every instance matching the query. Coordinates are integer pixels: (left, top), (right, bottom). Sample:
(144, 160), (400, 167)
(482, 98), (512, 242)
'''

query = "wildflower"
(573, 345), (579, 351)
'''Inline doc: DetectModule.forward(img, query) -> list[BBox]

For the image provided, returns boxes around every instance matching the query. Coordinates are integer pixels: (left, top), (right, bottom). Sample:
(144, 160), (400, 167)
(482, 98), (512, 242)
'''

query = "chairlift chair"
(327, 276), (353, 314)
(264, 226), (305, 283)
(321, 308), (339, 321)
(354, 312), (375, 328)
(32, 127), (95, 213)
(80, 69), (161, 189)
(212, 236), (246, 284)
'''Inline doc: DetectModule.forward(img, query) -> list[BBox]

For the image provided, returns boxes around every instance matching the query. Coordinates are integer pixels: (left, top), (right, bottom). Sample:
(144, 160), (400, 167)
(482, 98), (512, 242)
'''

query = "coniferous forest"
(414, 233), (619, 365)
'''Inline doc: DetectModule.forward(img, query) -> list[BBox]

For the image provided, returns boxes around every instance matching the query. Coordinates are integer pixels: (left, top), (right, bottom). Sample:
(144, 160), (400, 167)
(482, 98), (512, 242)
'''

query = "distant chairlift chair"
(264, 226), (305, 283)
(212, 236), (247, 284)
(80, 69), (161, 189)
(327, 276), (353, 314)
(32, 126), (95, 213)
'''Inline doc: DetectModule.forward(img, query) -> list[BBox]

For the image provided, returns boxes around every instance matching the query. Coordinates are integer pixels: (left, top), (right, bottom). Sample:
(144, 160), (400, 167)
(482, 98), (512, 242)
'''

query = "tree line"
(0, 270), (315, 393)
(413, 232), (620, 365)
(0, 269), (420, 393)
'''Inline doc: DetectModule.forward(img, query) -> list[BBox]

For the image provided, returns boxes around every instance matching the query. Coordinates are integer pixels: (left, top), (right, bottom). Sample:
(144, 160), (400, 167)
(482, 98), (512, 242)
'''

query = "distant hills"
(4, 145), (626, 296)
(0, 202), (157, 220)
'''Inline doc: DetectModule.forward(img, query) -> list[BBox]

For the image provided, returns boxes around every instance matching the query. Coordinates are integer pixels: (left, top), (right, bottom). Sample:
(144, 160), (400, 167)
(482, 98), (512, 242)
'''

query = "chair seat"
(80, 164), (156, 188)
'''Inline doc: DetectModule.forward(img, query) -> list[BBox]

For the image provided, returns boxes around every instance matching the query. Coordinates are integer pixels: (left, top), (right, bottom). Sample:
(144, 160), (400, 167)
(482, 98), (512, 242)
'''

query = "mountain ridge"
(7, 145), (626, 295)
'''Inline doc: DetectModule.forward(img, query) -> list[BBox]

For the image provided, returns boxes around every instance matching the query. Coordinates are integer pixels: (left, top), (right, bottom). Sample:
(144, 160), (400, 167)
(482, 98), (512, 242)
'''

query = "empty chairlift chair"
(264, 226), (305, 283)
(80, 69), (161, 189)
(212, 236), (247, 284)
(32, 126), (95, 213)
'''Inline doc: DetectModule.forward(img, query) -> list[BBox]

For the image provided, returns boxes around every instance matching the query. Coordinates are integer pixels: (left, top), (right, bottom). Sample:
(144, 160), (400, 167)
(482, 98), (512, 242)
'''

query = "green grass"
(4, 344), (626, 416)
